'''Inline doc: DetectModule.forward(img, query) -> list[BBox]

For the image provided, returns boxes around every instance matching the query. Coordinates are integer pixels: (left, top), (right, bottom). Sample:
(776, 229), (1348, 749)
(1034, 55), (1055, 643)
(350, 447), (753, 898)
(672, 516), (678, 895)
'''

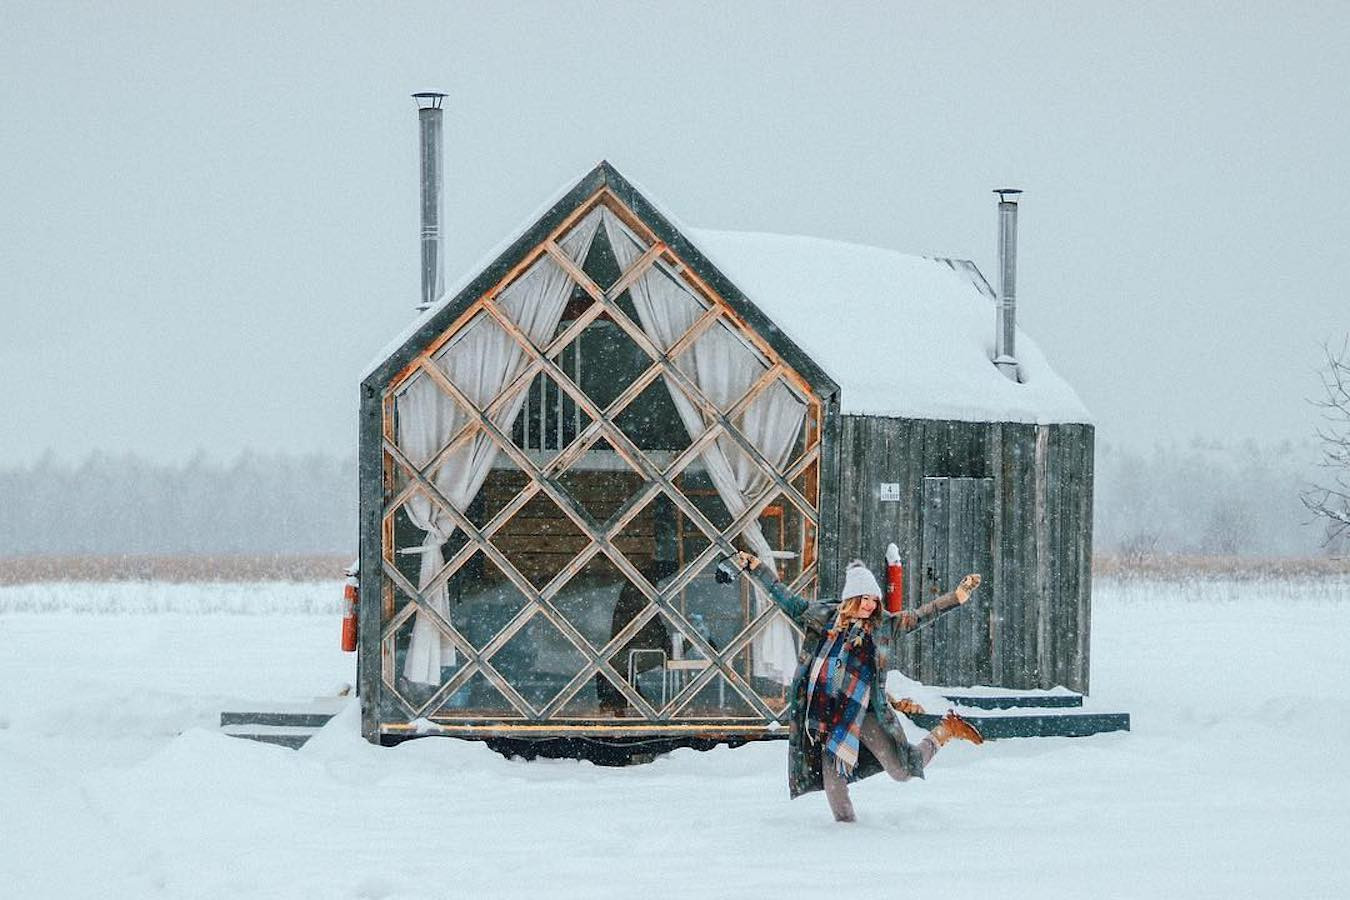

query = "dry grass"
(2, 553), (1348, 586)
(0, 555), (353, 585)
(1093, 554), (1350, 580)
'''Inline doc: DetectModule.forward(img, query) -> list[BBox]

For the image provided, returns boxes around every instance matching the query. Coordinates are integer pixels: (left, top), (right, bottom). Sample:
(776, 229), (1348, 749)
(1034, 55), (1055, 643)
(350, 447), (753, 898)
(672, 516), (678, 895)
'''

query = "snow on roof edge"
(685, 227), (1094, 426)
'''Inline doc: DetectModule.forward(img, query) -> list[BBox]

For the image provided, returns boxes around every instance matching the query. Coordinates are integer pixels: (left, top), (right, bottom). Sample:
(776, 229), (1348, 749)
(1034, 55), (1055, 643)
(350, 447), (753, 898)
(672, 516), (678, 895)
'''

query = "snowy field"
(2, 577), (1348, 899)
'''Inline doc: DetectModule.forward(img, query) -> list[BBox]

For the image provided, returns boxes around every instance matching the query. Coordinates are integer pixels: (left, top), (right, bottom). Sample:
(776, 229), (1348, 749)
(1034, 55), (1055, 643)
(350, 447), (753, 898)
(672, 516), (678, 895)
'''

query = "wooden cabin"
(357, 161), (1094, 751)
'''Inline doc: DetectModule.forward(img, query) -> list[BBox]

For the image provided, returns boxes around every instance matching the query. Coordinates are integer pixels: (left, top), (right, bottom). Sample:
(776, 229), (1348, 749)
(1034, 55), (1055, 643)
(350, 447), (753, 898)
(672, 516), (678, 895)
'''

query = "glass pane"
(671, 318), (768, 411)
(606, 611), (683, 715)
(430, 311), (524, 412)
(610, 288), (648, 336)
(579, 217), (624, 291)
(730, 629), (797, 717)
(558, 206), (605, 262)
(493, 203), (600, 342)
(790, 458), (819, 513)
(506, 368), (594, 467)
(767, 496), (815, 577)
(647, 611), (725, 715)
(388, 446), (415, 499)
(488, 491), (589, 591)
(782, 397), (819, 473)
(556, 438), (648, 528)
(673, 462), (734, 537)
(388, 488), (470, 586)
(392, 367), (472, 471)
(548, 283), (595, 344)
(490, 611), (588, 712)
(556, 668), (635, 719)
(496, 206), (602, 342)
(755, 613), (803, 702)
(470, 456), (532, 533)
(549, 552), (653, 655)
(630, 263), (707, 351)
(440, 550), (532, 650)
(386, 588), (465, 711)
(733, 377), (807, 466)
(756, 491), (808, 585)
(603, 214), (651, 278)
(607, 493), (679, 592)
(674, 672), (759, 719)
(665, 555), (746, 655)
(609, 494), (723, 656)
(614, 377), (694, 462)
(566, 317), (654, 413)
(435, 670), (522, 719)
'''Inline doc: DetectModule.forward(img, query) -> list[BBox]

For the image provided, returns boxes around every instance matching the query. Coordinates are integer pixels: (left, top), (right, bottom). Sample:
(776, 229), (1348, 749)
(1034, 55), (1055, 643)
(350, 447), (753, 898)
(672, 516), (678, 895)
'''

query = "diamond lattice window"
(377, 193), (822, 731)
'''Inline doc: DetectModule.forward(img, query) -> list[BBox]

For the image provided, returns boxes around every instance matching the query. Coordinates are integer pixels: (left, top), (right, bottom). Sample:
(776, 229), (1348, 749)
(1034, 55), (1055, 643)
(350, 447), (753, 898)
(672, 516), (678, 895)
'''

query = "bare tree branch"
(1302, 336), (1350, 547)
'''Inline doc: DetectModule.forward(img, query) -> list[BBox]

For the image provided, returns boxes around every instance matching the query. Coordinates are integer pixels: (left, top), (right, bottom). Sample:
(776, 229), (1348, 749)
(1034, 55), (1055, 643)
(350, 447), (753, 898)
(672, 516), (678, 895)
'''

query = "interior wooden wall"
(479, 470), (656, 585)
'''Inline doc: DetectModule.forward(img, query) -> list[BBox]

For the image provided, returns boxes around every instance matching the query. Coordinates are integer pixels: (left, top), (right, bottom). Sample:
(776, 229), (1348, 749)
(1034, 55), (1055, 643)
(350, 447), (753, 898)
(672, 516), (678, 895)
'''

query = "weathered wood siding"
(831, 415), (1094, 693)
(919, 475), (995, 686)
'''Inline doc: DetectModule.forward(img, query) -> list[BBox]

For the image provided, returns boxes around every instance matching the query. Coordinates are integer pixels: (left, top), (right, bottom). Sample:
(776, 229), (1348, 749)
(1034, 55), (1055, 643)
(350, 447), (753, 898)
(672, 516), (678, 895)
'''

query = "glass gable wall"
(378, 192), (822, 734)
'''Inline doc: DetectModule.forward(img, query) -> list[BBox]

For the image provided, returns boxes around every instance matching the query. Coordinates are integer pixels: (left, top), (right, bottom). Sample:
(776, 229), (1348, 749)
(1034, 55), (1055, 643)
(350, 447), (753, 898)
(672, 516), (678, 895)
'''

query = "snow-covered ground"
(2, 576), (1348, 898)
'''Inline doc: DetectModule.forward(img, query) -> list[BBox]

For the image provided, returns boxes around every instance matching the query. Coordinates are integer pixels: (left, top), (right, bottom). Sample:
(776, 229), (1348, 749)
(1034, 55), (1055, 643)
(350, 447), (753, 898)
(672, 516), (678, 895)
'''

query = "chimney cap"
(412, 92), (447, 109)
(993, 188), (1023, 202)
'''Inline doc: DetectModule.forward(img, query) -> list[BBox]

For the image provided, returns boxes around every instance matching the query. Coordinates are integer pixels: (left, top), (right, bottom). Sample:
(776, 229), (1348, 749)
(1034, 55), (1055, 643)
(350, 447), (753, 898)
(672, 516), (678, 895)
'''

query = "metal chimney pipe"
(993, 188), (1022, 381)
(413, 92), (447, 313)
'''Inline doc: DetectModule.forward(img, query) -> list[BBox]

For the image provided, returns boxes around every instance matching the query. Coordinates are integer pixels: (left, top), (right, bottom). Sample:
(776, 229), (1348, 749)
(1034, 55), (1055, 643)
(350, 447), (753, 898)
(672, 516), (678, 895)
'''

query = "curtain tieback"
(399, 526), (453, 556)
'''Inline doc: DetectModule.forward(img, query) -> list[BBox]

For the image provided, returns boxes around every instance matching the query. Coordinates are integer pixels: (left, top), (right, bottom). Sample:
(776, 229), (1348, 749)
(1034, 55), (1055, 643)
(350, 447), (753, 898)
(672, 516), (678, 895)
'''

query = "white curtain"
(601, 211), (806, 683)
(396, 209), (603, 685)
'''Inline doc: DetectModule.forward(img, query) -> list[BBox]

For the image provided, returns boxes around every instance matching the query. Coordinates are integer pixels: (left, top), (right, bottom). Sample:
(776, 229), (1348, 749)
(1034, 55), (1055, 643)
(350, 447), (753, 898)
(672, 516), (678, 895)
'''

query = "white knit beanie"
(840, 560), (882, 601)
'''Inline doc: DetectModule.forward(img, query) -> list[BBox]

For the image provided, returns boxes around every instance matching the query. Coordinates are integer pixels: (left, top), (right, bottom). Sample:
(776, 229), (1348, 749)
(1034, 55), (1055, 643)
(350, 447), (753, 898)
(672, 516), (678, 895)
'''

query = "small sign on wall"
(879, 482), (901, 502)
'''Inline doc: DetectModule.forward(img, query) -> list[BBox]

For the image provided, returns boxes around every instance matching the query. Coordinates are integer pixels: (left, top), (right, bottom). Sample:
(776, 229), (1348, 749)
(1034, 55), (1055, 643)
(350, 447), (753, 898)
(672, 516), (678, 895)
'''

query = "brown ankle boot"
(931, 711), (984, 746)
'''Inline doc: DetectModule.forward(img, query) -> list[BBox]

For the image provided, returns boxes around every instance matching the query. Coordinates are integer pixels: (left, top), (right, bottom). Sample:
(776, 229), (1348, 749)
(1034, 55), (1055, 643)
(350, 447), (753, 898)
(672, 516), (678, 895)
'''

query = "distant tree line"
(0, 450), (355, 556)
(0, 439), (1340, 558)
(1094, 437), (1343, 558)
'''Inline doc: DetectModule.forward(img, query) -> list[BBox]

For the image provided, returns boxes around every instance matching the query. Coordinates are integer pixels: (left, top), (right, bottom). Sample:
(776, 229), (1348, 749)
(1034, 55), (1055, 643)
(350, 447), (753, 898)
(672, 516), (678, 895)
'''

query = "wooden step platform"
(937, 688), (1084, 710)
(219, 699), (346, 748)
(907, 687), (1129, 738)
(220, 723), (322, 750)
(910, 710), (1130, 739)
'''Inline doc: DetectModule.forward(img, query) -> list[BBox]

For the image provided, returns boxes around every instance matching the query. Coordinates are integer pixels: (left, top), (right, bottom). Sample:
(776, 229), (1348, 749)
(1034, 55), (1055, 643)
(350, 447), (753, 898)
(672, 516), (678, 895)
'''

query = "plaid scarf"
(803, 619), (876, 777)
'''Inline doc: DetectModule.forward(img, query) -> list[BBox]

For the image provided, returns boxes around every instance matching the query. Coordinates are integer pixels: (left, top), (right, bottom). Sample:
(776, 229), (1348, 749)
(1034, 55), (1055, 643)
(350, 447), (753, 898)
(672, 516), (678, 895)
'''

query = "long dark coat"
(750, 567), (965, 798)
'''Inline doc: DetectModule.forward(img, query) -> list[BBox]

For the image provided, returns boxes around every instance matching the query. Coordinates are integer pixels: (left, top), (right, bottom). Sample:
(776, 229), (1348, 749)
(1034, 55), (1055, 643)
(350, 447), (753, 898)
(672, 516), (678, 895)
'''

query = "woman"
(734, 551), (985, 822)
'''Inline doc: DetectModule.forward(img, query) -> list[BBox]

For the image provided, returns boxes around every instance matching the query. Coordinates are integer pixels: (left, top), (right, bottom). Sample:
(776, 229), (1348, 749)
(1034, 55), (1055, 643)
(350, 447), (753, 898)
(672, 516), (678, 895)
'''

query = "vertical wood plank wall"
(831, 415), (1094, 693)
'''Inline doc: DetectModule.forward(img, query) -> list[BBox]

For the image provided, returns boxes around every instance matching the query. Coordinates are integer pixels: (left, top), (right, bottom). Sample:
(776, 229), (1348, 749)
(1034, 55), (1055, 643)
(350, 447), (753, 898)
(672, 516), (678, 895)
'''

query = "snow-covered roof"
(364, 163), (1092, 425)
(684, 229), (1092, 424)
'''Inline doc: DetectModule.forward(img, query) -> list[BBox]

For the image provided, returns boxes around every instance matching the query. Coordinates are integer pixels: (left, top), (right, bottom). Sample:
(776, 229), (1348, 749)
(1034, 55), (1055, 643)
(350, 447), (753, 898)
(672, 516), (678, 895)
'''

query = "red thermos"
(340, 569), (359, 652)
(884, 542), (904, 614)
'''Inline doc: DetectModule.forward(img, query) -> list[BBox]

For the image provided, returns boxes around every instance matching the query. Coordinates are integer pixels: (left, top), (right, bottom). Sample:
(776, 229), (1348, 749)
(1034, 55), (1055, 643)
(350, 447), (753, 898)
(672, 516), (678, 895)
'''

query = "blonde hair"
(835, 594), (880, 632)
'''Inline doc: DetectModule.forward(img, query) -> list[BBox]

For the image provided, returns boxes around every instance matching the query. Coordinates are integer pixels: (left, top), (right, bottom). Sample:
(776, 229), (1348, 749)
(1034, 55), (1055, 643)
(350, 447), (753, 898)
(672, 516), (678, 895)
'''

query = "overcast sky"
(2, 1), (1347, 466)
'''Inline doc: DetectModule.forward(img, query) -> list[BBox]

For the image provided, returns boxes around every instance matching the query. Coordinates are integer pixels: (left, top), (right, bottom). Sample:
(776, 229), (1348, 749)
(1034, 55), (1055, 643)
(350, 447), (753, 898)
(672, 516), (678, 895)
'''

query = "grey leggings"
(821, 712), (939, 822)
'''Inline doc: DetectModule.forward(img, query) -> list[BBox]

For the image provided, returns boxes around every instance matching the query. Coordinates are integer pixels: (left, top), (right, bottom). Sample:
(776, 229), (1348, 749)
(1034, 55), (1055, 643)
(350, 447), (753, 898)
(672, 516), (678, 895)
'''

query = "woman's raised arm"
(737, 552), (811, 624)
(885, 574), (982, 636)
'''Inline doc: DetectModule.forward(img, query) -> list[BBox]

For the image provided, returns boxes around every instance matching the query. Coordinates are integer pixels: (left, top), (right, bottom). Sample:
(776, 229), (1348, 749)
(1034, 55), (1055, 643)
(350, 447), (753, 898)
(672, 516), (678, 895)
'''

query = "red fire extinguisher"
(341, 562), (359, 652)
(884, 542), (905, 614)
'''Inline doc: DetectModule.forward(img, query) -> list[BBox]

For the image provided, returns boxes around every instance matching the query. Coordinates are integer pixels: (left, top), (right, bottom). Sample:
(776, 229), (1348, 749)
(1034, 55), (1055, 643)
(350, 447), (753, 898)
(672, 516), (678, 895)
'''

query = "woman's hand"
(734, 551), (761, 572)
(954, 573), (982, 604)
